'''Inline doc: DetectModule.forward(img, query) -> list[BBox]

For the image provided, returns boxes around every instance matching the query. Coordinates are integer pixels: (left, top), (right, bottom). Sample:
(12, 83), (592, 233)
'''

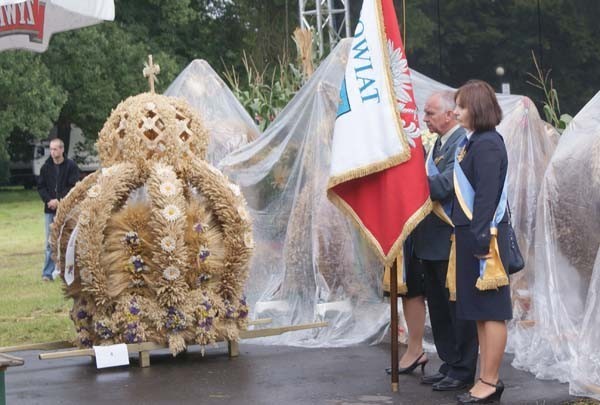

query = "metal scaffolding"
(298, 0), (351, 56)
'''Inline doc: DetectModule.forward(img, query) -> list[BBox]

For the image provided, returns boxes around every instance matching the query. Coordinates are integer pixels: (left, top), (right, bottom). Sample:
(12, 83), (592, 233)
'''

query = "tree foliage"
(398, 0), (600, 115)
(0, 51), (66, 180)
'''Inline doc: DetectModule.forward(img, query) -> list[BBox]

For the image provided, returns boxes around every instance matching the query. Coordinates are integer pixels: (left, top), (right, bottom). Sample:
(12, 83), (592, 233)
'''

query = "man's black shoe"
(421, 372), (445, 385)
(432, 376), (470, 391)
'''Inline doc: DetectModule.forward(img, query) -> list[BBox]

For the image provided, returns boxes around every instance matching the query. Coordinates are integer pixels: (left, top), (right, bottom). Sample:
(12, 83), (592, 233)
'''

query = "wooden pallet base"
(33, 320), (327, 368)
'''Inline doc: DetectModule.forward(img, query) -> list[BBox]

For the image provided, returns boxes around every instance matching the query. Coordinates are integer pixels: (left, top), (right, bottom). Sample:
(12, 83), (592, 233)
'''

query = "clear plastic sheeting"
(512, 91), (600, 400)
(216, 37), (558, 347)
(219, 39), (390, 346)
(164, 60), (260, 166)
(498, 98), (559, 344)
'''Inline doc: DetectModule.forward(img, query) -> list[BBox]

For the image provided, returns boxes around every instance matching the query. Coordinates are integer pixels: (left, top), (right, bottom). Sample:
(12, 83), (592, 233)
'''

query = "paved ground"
(4, 341), (576, 405)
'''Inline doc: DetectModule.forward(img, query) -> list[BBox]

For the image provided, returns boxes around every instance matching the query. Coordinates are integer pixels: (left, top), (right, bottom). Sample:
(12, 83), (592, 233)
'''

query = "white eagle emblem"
(388, 40), (420, 147)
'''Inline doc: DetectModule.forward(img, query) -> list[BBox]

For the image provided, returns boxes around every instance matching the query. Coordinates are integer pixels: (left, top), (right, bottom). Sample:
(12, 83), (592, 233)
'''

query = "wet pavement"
(5, 342), (574, 404)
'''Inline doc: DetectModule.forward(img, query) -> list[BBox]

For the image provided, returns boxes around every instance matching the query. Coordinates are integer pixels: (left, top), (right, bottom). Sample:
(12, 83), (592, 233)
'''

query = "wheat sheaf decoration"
(50, 56), (253, 355)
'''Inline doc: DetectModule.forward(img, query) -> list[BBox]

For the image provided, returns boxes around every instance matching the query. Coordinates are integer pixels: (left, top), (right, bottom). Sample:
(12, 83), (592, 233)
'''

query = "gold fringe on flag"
(383, 254), (408, 295)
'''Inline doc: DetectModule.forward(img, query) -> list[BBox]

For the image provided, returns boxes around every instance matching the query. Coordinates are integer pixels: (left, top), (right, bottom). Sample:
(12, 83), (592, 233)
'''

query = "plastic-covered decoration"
(51, 91), (254, 355)
(164, 60), (260, 166)
(497, 97), (559, 339)
(217, 38), (559, 347)
(512, 91), (600, 399)
(219, 39), (390, 346)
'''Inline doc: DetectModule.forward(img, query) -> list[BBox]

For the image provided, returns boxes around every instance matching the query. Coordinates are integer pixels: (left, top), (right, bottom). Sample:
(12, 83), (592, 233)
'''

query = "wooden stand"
(33, 320), (328, 368)
(0, 353), (24, 405)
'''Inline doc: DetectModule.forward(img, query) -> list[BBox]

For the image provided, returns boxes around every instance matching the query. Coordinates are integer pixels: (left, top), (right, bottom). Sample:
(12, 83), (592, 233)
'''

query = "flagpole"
(390, 259), (399, 392)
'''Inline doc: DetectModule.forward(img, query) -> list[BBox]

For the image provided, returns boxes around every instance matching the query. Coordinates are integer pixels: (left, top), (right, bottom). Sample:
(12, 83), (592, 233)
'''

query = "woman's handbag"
(507, 207), (525, 274)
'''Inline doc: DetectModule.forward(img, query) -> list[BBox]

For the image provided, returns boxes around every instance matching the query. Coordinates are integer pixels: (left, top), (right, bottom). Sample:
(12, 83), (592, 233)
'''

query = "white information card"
(93, 344), (130, 369)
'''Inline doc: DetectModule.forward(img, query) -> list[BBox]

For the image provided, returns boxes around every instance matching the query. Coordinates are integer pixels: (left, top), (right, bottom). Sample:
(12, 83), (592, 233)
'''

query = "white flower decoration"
(237, 205), (251, 222)
(142, 116), (156, 131)
(243, 231), (254, 249)
(101, 167), (116, 177)
(144, 102), (156, 112)
(160, 236), (176, 252)
(87, 185), (101, 199)
(156, 166), (177, 181)
(80, 268), (93, 284)
(162, 266), (181, 281)
(117, 118), (127, 132)
(228, 183), (241, 197)
(79, 212), (90, 226)
(162, 205), (182, 222)
(159, 182), (178, 197)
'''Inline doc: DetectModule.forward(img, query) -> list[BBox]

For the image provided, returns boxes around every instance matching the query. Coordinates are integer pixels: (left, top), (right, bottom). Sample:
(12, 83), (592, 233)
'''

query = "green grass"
(0, 188), (74, 347)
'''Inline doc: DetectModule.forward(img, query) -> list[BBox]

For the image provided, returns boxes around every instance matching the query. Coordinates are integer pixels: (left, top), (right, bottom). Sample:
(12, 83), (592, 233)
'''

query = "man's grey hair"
(432, 90), (456, 112)
(50, 138), (64, 148)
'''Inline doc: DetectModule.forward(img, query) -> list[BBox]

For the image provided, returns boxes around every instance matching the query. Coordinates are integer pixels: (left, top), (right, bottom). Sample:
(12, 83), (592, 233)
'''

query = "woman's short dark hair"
(455, 80), (502, 131)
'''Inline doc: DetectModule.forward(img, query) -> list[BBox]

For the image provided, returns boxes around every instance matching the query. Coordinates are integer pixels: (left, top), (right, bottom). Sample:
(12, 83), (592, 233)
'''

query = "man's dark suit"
(412, 126), (478, 383)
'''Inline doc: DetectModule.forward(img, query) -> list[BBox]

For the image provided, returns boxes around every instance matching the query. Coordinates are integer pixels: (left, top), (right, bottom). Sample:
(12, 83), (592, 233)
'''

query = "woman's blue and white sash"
(450, 137), (509, 296)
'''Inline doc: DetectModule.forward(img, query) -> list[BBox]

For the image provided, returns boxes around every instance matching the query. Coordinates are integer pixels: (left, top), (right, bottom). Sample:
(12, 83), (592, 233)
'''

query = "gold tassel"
(446, 234), (457, 301)
(475, 233), (509, 291)
(383, 254), (408, 295)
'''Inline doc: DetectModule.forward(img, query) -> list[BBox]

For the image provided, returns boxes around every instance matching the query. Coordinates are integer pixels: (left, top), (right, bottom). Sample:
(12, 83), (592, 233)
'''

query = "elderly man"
(413, 91), (478, 391)
(37, 138), (80, 281)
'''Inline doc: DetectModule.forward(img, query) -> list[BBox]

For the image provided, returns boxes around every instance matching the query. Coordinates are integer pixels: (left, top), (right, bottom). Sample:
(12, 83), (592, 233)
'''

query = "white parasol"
(0, 0), (114, 52)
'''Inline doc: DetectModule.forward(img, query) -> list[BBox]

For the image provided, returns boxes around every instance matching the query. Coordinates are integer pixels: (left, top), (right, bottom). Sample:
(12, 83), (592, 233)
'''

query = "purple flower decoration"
(202, 300), (212, 311)
(198, 249), (210, 262)
(197, 273), (211, 285)
(95, 321), (114, 339)
(77, 310), (88, 320)
(130, 305), (140, 315)
(198, 316), (213, 331)
(165, 307), (186, 332)
(193, 223), (204, 233)
(123, 231), (140, 245)
(124, 329), (141, 344)
(238, 297), (249, 319)
(130, 255), (146, 273)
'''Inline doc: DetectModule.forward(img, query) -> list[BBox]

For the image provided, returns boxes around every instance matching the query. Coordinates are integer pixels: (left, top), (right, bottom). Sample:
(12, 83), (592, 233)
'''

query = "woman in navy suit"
(451, 80), (511, 404)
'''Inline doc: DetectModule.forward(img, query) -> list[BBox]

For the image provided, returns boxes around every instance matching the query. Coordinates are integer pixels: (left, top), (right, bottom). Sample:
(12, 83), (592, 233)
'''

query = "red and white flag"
(327, 0), (430, 267)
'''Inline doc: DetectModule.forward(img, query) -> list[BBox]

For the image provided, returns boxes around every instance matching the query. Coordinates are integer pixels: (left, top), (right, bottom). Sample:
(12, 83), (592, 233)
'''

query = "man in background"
(37, 138), (79, 281)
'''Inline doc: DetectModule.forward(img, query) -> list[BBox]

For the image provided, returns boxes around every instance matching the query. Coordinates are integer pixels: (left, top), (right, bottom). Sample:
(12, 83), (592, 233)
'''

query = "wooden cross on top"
(143, 54), (161, 93)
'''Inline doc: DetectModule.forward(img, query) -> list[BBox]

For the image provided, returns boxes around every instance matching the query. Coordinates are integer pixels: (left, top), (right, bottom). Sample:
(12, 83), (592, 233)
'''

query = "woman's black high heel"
(385, 352), (428, 375)
(457, 378), (504, 404)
